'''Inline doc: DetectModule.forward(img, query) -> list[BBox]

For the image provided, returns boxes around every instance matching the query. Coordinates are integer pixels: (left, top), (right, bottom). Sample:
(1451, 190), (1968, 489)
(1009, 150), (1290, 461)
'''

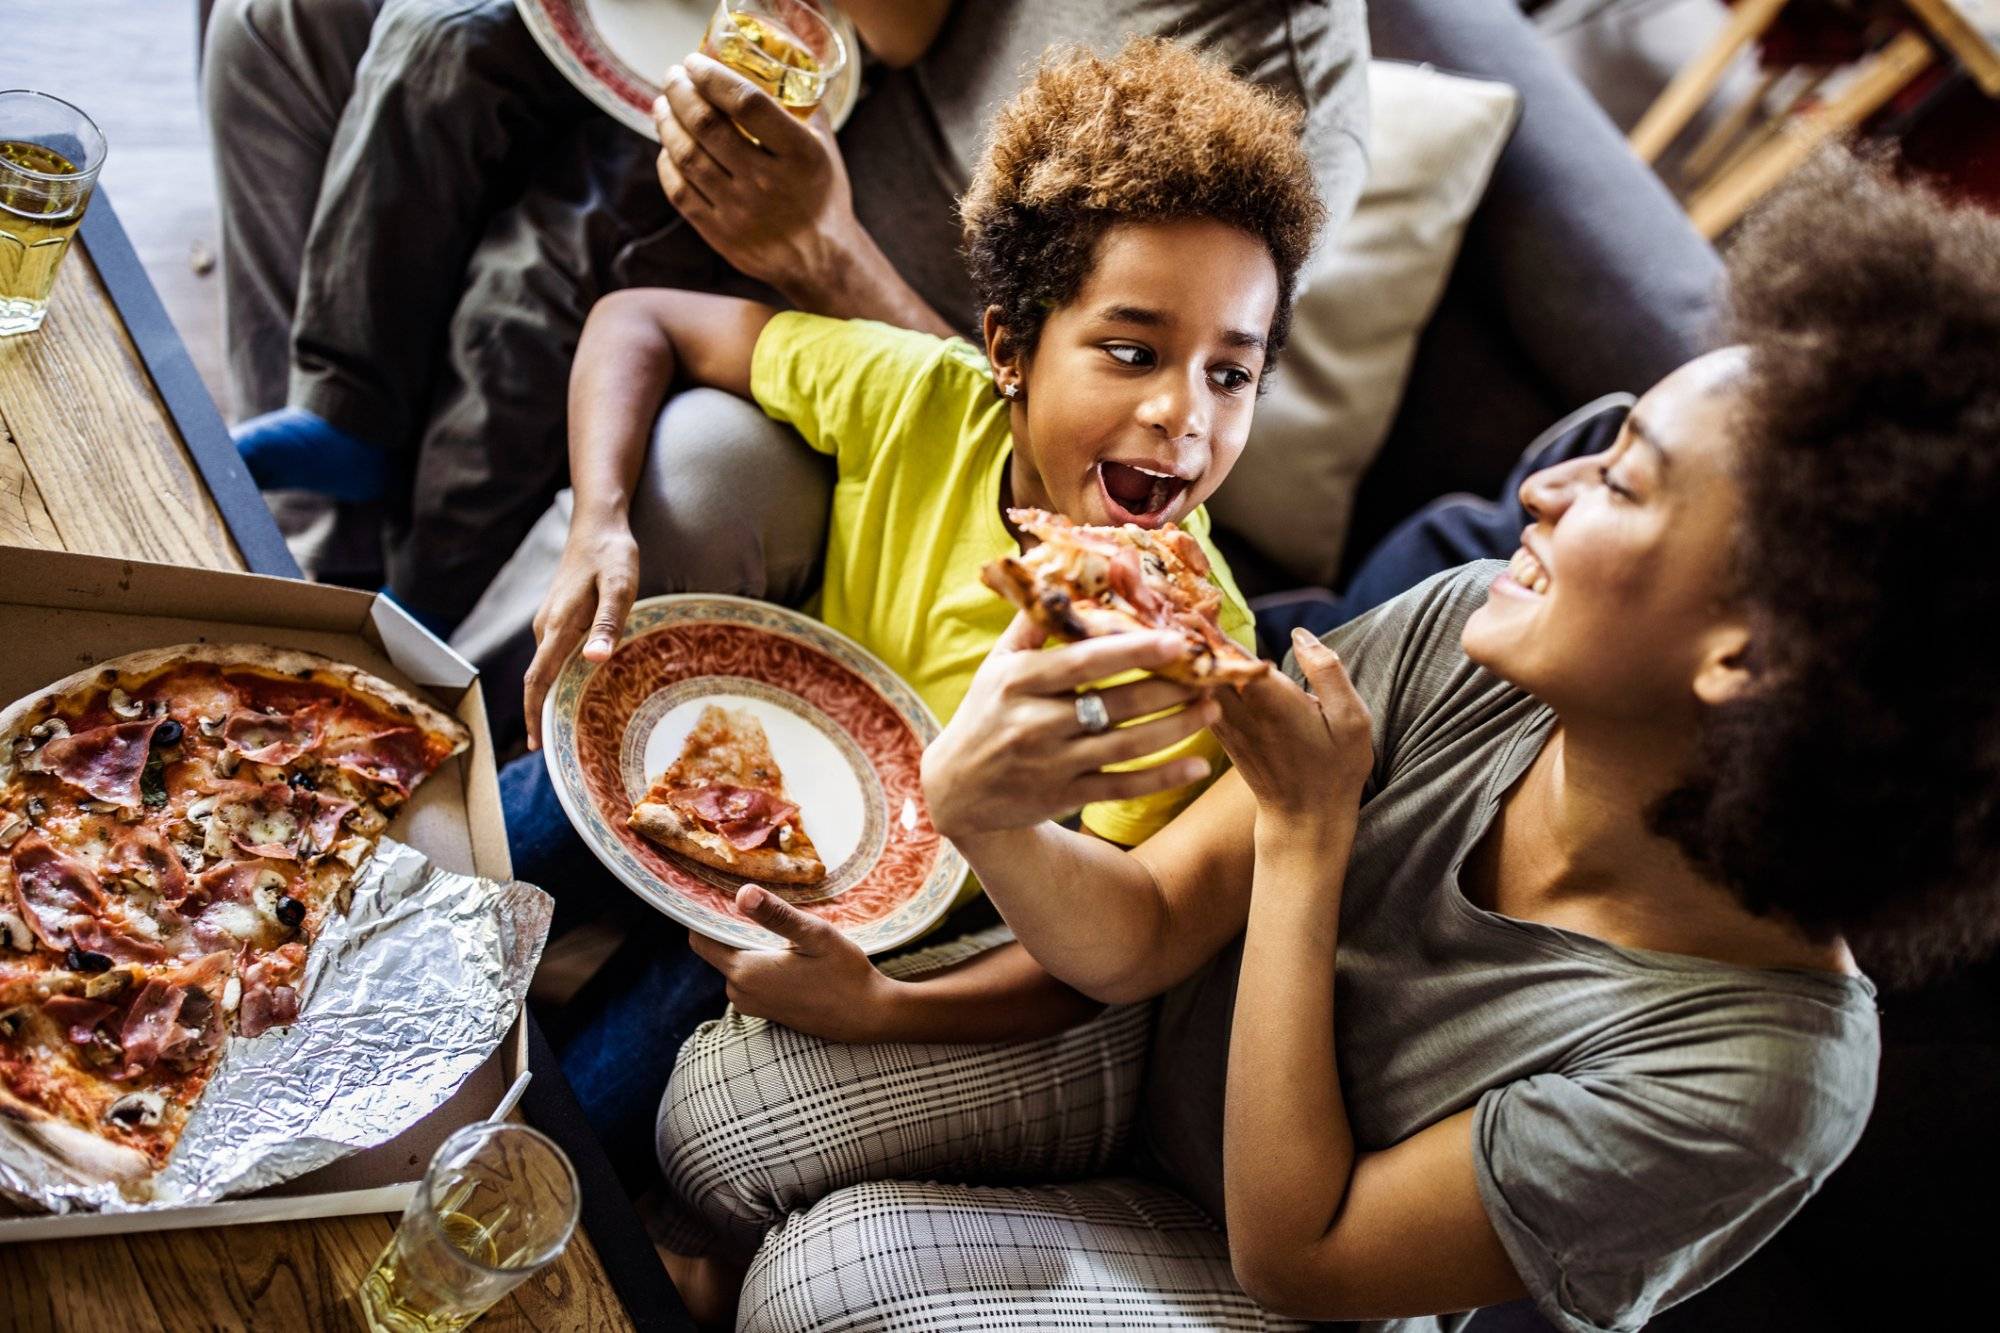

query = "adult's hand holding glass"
(921, 614), (1220, 840)
(653, 53), (857, 301)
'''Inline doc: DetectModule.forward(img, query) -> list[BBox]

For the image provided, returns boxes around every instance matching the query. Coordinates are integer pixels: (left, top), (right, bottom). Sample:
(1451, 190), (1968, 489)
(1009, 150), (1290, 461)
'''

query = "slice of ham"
(1156, 527), (1211, 579)
(69, 915), (169, 964)
(117, 978), (188, 1072)
(301, 790), (354, 853)
(106, 826), (192, 906)
(321, 721), (429, 794)
(216, 783), (305, 860)
(191, 858), (288, 905)
(32, 718), (164, 807)
(668, 785), (798, 851)
(220, 705), (327, 766)
(238, 942), (306, 1037)
(186, 860), (291, 953)
(118, 951), (230, 1075)
(42, 994), (116, 1045)
(1107, 547), (1174, 627)
(7, 834), (106, 949)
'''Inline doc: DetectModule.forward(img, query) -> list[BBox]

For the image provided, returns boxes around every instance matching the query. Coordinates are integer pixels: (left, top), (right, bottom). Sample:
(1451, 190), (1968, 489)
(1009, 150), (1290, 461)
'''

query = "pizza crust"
(0, 1083), (154, 1185)
(0, 642), (470, 757)
(630, 800), (828, 886)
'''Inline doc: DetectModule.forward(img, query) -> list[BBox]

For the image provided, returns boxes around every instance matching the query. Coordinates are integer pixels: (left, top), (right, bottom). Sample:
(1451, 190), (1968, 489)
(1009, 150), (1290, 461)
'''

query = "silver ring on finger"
(1075, 692), (1112, 735)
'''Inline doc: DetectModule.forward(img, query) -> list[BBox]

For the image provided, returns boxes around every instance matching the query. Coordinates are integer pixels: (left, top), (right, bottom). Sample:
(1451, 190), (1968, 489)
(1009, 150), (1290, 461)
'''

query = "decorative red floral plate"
(513, 0), (862, 141)
(541, 595), (963, 953)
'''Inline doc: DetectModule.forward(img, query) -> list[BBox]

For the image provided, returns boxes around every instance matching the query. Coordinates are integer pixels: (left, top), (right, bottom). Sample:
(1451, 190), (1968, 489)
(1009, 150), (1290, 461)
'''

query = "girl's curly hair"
(1650, 149), (2000, 986)
(958, 36), (1324, 367)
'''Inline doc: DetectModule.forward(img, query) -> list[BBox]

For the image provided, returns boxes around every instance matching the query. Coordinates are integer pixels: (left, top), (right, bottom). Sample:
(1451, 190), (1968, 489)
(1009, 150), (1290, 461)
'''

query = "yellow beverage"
(355, 1122), (577, 1333)
(359, 1210), (505, 1333)
(0, 140), (86, 333)
(701, 4), (833, 119)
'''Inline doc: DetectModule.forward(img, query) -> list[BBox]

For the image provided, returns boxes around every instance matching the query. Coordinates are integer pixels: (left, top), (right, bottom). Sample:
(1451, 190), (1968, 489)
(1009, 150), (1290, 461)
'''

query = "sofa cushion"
(1208, 60), (1519, 589)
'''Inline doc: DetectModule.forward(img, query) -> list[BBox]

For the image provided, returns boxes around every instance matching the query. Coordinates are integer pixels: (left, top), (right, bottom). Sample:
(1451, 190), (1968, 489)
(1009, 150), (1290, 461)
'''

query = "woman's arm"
(1223, 821), (1523, 1318)
(840, 0), (952, 68)
(1217, 634), (1524, 1319)
(523, 290), (776, 746)
(947, 774), (1259, 1004)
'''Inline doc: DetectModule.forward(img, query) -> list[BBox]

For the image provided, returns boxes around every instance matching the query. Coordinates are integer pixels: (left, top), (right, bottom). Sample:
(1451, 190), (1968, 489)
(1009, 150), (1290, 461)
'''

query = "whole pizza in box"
(0, 645), (467, 1185)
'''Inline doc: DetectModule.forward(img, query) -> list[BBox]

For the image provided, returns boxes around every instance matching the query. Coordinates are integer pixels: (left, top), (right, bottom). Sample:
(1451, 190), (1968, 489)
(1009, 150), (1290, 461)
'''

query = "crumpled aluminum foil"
(0, 838), (552, 1214)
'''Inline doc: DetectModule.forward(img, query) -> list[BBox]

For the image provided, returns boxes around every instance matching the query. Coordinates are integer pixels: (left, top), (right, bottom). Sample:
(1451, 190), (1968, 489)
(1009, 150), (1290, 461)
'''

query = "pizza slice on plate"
(982, 508), (1270, 689)
(629, 705), (826, 886)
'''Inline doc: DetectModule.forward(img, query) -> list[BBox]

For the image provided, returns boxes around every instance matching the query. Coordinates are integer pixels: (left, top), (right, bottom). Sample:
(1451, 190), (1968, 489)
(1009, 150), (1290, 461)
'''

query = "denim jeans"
(504, 751), (726, 1185)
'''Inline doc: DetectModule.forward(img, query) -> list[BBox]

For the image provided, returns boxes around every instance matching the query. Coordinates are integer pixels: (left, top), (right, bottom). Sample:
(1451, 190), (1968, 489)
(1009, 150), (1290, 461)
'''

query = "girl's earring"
(1002, 381), (1022, 400)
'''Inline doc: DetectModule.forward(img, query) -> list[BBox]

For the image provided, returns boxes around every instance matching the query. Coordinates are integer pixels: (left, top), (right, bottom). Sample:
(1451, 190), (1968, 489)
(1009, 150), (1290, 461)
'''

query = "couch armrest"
(1370, 0), (1725, 403)
(1331, 0), (1725, 577)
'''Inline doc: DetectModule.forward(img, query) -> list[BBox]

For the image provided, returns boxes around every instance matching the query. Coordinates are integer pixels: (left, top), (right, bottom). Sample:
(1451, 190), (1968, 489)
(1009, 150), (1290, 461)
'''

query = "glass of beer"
(358, 1121), (580, 1332)
(700, 0), (847, 120)
(0, 90), (106, 337)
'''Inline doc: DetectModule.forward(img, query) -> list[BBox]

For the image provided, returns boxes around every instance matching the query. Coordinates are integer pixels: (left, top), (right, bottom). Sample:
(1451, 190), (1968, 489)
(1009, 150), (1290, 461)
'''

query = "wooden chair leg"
(1690, 64), (1834, 193)
(1686, 28), (1936, 239)
(1630, 0), (1793, 163)
(1678, 64), (1784, 187)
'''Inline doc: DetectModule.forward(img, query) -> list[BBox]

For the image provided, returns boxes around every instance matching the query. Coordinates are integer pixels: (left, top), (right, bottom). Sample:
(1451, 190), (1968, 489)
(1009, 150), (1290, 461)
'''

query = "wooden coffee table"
(0, 195), (684, 1332)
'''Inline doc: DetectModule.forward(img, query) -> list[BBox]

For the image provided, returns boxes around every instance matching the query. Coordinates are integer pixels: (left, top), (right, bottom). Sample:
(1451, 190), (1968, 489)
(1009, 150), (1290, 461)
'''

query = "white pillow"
(1208, 61), (1520, 589)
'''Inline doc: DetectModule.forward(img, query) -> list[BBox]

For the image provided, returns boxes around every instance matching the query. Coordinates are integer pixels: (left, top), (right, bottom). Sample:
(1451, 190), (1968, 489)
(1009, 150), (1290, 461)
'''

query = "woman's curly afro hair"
(1650, 149), (2000, 986)
(958, 36), (1324, 368)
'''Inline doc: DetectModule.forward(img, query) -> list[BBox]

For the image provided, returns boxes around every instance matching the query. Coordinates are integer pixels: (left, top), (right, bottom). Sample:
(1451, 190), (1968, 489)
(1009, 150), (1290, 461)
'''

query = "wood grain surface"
(0, 246), (239, 569)
(0, 234), (636, 1333)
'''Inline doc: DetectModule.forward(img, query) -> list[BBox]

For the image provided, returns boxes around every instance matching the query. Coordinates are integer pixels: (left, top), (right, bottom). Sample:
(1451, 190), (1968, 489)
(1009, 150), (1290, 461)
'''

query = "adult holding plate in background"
(205, 0), (952, 633)
(204, 1), (1368, 646)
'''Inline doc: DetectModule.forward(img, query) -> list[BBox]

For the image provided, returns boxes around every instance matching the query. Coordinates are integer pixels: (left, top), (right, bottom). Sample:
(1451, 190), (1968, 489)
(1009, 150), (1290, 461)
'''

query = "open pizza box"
(0, 544), (525, 1241)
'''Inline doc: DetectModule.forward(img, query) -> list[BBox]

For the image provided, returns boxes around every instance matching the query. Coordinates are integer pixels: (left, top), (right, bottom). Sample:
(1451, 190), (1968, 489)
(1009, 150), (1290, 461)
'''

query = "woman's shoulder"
(1593, 968), (1881, 1178)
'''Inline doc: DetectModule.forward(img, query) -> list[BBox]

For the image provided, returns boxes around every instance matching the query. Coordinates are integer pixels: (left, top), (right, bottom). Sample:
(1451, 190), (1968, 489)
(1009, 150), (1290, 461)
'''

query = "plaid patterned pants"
(654, 926), (1307, 1330)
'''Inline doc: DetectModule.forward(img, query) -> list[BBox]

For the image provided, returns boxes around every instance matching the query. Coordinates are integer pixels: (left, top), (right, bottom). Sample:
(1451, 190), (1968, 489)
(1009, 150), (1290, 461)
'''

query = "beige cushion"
(1208, 61), (1520, 589)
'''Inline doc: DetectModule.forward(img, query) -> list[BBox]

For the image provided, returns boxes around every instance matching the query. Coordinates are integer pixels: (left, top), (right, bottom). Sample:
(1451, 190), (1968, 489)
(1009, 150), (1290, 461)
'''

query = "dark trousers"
(206, 0), (787, 616)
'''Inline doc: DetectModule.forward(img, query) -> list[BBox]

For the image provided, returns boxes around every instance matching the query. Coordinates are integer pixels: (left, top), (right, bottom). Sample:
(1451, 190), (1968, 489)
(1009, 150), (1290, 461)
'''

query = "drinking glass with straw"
(0, 90), (107, 337)
(359, 1072), (580, 1332)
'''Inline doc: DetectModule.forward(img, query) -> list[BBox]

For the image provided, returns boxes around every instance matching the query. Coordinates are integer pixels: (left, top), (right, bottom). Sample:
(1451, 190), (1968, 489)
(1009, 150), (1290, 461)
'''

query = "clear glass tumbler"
(358, 1121), (581, 1332)
(0, 90), (107, 336)
(699, 0), (847, 120)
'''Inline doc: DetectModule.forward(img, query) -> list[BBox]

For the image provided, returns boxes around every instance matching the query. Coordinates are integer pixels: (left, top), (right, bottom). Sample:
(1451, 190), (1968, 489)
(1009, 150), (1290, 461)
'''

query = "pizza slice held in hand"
(983, 508), (1269, 689)
(629, 705), (826, 886)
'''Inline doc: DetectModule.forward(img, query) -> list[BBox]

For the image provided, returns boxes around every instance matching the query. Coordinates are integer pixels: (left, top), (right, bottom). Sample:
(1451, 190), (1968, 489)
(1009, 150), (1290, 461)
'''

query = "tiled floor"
(7, 0), (1731, 427)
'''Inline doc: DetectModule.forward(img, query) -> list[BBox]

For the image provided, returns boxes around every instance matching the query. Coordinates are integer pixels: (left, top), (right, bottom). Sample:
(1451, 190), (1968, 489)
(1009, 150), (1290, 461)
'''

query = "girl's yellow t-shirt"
(750, 312), (1256, 889)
